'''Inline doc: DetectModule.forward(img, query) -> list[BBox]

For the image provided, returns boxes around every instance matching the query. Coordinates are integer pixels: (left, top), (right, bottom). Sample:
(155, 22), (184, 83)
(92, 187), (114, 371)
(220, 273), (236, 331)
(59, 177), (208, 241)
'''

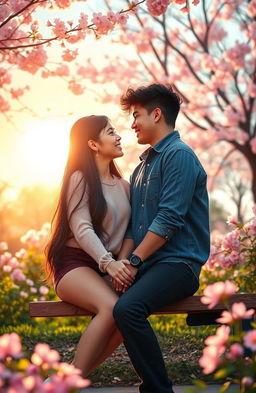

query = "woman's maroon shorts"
(54, 246), (106, 290)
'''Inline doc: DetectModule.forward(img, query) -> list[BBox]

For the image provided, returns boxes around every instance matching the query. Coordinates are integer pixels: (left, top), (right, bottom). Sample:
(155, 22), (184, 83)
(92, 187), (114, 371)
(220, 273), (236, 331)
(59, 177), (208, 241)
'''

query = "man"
(113, 84), (210, 393)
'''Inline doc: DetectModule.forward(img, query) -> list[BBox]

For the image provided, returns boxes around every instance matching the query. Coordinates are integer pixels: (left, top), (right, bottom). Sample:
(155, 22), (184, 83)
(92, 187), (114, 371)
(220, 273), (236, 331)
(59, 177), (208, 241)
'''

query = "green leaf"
(193, 379), (207, 390)
(214, 368), (229, 379)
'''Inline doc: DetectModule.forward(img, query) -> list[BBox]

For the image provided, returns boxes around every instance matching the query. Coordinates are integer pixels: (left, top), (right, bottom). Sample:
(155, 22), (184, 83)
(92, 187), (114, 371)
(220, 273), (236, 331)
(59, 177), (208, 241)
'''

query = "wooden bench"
(29, 294), (256, 326)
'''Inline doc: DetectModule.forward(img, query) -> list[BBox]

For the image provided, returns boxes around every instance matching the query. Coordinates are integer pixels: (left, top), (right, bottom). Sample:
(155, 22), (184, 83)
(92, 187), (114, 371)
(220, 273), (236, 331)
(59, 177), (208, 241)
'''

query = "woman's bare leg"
(56, 267), (121, 377)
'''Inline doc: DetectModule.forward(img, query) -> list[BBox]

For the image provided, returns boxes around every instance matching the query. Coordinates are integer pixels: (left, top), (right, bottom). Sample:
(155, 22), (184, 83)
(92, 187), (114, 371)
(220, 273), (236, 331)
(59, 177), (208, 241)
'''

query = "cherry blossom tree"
(1, 0), (255, 201)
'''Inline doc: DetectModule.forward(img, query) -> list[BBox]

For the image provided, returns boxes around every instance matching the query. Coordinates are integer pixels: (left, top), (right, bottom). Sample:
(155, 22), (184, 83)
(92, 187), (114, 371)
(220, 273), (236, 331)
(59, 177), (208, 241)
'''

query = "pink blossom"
(9, 257), (19, 269)
(31, 343), (60, 367)
(180, 6), (189, 13)
(92, 12), (114, 35)
(68, 81), (84, 95)
(30, 287), (37, 293)
(3, 265), (12, 273)
(223, 42), (251, 71)
(226, 216), (239, 226)
(11, 268), (26, 282)
(39, 285), (49, 295)
(199, 345), (221, 374)
(51, 18), (67, 39)
(116, 13), (129, 26)
(201, 281), (238, 309)
(222, 230), (240, 251)
(15, 248), (28, 259)
(78, 12), (88, 29)
(26, 279), (34, 286)
(227, 343), (244, 359)
(0, 95), (10, 112)
(205, 325), (230, 350)
(244, 330), (256, 351)
(247, 0), (256, 18)
(0, 241), (8, 251)
(62, 49), (78, 62)
(241, 377), (254, 387)
(146, 0), (170, 16)
(20, 291), (28, 297)
(10, 88), (24, 99)
(54, 0), (71, 8)
(244, 219), (256, 236)
(216, 302), (254, 324)
(17, 48), (47, 75)
(252, 204), (256, 216)
(0, 333), (22, 360)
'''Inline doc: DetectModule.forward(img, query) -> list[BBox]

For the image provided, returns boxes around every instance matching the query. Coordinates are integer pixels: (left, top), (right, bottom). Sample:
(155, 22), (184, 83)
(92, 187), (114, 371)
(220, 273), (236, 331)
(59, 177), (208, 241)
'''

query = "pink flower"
(227, 343), (244, 359)
(78, 12), (88, 29)
(55, 0), (71, 8)
(20, 291), (28, 297)
(31, 343), (60, 367)
(199, 345), (221, 374)
(252, 204), (256, 216)
(0, 333), (23, 360)
(241, 377), (254, 387)
(68, 81), (84, 95)
(201, 281), (238, 309)
(39, 285), (49, 295)
(244, 330), (256, 351)
(62, 49), (78, 62)
(52, 18), (67, 39)
(146, 0), (170, 16)
(11, 268), (26, 282)
(205, 325), (230, 350)
(0, 241), (8, 251)
(15, 248), (28, 259)
(217, 302), (254, 324)
(226, 216), (239, 226)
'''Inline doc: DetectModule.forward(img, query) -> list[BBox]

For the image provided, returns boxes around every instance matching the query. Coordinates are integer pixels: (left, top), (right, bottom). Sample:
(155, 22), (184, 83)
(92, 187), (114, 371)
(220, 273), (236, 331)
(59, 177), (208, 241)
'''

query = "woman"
(45, 115), (133, 378)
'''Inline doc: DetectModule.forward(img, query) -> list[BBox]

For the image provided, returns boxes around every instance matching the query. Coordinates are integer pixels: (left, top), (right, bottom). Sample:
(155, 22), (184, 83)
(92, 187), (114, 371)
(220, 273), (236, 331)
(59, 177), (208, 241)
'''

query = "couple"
(45, 83), (210, 393)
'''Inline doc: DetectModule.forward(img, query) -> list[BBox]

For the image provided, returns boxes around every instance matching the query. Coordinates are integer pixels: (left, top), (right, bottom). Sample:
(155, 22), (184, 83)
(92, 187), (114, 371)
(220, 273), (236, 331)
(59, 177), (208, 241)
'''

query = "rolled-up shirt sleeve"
(67, 171), (109, 263)
(148, 149), (200, 241)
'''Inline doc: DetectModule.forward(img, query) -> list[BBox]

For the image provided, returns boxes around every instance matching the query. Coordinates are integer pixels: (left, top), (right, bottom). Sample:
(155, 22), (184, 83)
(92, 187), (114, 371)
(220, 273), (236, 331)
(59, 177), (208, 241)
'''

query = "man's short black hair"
(120, 84), (182, 128)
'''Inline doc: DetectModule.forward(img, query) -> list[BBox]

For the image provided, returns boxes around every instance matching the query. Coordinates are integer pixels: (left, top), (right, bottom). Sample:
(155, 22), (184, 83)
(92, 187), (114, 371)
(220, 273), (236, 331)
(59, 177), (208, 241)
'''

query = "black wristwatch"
(128, 253), (143, 268)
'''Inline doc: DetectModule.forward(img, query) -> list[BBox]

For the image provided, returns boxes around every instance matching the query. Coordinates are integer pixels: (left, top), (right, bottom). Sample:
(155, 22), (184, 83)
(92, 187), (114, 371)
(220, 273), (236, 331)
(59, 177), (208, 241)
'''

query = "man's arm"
(131, 231), (166, 261)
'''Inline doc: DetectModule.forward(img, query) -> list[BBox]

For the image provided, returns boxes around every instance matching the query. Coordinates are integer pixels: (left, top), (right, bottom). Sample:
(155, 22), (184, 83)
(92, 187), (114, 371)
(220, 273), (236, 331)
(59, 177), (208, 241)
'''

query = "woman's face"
(96, 121), (123, 159)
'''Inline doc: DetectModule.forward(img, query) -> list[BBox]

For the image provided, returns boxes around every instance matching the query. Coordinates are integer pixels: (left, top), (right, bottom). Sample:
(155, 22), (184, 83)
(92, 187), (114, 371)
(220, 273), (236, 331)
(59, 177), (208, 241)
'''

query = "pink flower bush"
(203, 205), (256, 293)
(198, 281), (256, 390)
(0, 223), (54, 325)
(0, 333), (90, 392)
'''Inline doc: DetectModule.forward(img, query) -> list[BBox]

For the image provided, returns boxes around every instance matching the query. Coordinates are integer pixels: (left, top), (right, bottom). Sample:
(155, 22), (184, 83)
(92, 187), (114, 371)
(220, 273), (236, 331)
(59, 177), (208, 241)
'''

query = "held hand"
(106, 259), (134, 287)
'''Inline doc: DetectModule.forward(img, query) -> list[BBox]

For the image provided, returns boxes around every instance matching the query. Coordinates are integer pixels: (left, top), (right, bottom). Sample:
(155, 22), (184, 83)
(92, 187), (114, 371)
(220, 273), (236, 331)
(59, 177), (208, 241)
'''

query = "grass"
(0, 315), (220, 387)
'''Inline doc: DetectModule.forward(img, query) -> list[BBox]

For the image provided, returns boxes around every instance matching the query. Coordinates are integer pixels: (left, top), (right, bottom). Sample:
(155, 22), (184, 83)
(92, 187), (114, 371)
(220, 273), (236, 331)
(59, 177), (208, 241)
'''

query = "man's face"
(131, 104), (156, 145)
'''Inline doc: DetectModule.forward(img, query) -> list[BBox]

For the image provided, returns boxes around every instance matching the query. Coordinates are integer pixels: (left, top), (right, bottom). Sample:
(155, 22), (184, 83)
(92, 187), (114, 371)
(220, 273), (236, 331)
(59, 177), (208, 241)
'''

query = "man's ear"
(88, 139), (98, 152)
(153, 107), (162, 123)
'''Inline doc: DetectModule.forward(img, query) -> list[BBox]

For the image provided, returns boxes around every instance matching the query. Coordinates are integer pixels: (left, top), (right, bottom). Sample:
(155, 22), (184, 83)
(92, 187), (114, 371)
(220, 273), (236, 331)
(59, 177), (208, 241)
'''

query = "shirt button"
(141, 204), (144, 207)
(143, 182), (146, 186)
(139, 225), (142, 229)
(147, 163), (150, 167)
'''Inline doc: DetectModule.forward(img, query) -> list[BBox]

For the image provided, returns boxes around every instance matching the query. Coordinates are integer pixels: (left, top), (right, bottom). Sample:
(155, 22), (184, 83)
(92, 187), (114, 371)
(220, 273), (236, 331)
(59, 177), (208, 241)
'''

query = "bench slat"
(29, 294), (256, 318)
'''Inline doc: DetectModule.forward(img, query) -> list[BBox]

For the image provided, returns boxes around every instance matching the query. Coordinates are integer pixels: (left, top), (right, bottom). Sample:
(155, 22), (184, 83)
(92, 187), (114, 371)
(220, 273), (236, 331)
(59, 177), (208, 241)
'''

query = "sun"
(22, 118), (70, 187)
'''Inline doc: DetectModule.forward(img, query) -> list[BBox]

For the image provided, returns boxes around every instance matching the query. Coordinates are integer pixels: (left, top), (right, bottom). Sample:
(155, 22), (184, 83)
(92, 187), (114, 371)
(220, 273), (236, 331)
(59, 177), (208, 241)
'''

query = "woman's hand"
(109, 261), (138, 293)
(106, 259), (134, 288)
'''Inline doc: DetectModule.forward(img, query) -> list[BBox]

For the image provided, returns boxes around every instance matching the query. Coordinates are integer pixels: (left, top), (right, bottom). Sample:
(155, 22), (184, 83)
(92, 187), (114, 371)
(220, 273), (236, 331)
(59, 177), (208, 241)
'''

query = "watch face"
(130, 254), (142, 267)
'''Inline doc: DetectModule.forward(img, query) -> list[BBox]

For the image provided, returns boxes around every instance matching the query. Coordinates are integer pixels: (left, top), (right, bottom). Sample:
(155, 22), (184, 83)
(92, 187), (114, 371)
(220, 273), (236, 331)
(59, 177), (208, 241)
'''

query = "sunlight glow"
(22, 118), (70, 187)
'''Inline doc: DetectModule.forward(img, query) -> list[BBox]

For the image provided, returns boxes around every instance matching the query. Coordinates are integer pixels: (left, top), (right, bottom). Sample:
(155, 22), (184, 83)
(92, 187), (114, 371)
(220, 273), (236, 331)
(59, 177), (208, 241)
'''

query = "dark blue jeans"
(113, 262), (199, 393)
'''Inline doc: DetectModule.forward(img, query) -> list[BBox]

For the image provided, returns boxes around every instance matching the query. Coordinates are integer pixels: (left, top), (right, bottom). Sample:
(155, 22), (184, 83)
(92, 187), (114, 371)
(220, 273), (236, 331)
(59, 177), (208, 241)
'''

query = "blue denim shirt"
(127, 131), (210, 280)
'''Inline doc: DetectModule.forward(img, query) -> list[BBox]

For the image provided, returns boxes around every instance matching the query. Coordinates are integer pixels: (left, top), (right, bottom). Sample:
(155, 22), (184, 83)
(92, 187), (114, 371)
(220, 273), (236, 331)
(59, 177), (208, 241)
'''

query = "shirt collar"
(139, 130), (180, 161)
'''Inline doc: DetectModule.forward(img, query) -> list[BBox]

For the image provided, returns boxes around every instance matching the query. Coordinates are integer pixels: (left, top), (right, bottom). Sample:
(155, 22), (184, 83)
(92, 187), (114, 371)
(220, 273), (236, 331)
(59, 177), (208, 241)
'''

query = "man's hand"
(109, 260), (138, 292)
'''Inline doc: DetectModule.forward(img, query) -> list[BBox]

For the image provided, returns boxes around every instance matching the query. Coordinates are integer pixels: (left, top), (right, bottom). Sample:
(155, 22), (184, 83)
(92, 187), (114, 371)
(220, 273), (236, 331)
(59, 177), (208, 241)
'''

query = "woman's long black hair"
(45, 115), (121, 282)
